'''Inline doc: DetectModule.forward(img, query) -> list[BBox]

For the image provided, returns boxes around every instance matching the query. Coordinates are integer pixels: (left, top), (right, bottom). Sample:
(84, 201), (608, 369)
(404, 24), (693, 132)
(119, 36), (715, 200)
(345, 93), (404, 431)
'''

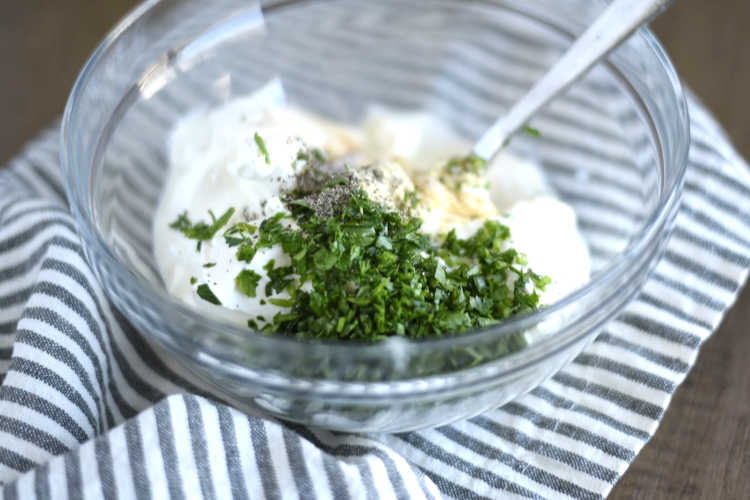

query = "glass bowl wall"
(62, 0), (688, 432)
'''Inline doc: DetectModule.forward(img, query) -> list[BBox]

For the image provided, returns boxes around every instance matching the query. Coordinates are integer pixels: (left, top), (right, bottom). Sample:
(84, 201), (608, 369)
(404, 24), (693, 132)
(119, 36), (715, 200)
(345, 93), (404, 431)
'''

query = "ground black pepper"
(291, 158), (392, 218)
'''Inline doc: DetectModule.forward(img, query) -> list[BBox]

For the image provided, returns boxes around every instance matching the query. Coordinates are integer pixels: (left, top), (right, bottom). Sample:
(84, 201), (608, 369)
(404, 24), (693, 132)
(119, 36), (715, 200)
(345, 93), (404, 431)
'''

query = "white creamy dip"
(153, 88), (591, 332)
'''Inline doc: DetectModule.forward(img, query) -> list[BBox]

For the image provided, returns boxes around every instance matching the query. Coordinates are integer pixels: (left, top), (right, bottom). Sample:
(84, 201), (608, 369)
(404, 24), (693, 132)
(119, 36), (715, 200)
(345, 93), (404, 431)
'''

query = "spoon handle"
(473, 0), (675, 161)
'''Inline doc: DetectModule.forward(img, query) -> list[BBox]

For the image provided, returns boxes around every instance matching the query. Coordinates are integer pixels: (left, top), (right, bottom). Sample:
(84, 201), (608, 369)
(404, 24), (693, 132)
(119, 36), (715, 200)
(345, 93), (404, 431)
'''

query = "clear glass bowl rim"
(60, 0), (690, 367)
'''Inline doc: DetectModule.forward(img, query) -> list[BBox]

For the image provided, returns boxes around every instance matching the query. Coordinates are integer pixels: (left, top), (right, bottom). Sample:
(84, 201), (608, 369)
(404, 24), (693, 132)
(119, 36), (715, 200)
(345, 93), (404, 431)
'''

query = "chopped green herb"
(403, 187), (420, 209)
(224, 222), (257, 247)
(443, 154), (487, 176)
(254, 132), (270, 165)
(268, 298), (294, 307)
(196, 284), (221, 305)
(312, 148), (326, 163)
(440, 155), (488, 190)
(236, 244), (257, 263)
(523, 125), (541, 137)
(209, 189), (547, 341)
(235, 269), (262, 298)
(190, 277), (197, 285)
(170, 207), (235, 251)
(224, 222), (260, 263)
(296, 148), (327, 170)
(288, 199), (312, 210)
(203, 262), (216, 268)
(323, 177), (349, 189)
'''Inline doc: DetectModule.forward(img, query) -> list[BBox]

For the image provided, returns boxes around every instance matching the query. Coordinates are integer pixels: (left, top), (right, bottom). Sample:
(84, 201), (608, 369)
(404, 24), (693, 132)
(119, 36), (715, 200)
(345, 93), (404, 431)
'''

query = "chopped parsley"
(323, 177), (349, 189)
(210, 189), (548, 341)
(404, 187), (420, 210)
(442, 154), (487, 176)
(312, 148), (326, 163)
(254, 132), (270, 165)
(224, 222), (257, 246)
(170, 157), (549, 341)
(523, 125), (541, 137)
(235, 269), (262, 298)
(439, 154), (488, 190)
(196, 284), (221, 305)
(296, 148), (327, 169)
(223, 222), (258, 263)
(169, 207), (235, 251)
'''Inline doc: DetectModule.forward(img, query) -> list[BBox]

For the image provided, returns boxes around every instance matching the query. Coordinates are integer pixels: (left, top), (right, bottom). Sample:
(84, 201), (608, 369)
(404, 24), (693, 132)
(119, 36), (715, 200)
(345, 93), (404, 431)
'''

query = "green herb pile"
(172, 186), (549, 341)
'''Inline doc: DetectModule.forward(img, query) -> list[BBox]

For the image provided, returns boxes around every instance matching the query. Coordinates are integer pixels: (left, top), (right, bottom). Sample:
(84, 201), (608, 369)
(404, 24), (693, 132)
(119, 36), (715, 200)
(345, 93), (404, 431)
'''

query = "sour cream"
(153, 90), (590, 331)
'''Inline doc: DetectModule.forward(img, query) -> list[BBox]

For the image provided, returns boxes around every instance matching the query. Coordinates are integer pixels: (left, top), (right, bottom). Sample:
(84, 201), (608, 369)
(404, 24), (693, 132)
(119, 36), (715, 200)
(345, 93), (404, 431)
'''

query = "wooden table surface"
(1, 1), (748, 498)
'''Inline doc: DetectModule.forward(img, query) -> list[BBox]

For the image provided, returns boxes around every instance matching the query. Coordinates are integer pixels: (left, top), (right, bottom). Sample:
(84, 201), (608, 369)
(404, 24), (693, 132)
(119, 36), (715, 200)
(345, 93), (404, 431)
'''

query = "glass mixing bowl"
(61, 0), (689, 432)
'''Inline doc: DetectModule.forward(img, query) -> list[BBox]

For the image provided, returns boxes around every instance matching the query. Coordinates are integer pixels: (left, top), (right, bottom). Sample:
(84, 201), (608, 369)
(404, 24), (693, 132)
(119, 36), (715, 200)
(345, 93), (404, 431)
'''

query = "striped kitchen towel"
(1, 97), (750, 499)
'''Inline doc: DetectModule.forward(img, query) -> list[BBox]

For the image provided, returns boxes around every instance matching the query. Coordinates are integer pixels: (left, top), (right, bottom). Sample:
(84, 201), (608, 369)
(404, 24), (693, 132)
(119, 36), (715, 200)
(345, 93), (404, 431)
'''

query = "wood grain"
(0, 0), (139, 164)
(0, 1), (748, 498)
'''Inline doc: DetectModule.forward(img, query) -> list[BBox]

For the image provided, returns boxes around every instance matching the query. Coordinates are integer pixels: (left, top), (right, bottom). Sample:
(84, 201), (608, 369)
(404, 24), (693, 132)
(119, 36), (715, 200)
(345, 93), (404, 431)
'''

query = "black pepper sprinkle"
(300, 181), (358, 218)
(290, 159), (394, 218)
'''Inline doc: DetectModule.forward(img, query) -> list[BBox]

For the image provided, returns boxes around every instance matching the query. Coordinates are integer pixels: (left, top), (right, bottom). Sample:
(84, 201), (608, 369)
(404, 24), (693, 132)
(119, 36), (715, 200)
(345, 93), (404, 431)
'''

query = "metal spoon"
(473, 0), (676, 162)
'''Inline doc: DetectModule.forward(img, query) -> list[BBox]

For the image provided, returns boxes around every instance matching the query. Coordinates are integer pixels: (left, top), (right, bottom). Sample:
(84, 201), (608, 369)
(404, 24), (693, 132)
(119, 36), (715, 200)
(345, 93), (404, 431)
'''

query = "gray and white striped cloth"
(1, 91), (750, 498)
